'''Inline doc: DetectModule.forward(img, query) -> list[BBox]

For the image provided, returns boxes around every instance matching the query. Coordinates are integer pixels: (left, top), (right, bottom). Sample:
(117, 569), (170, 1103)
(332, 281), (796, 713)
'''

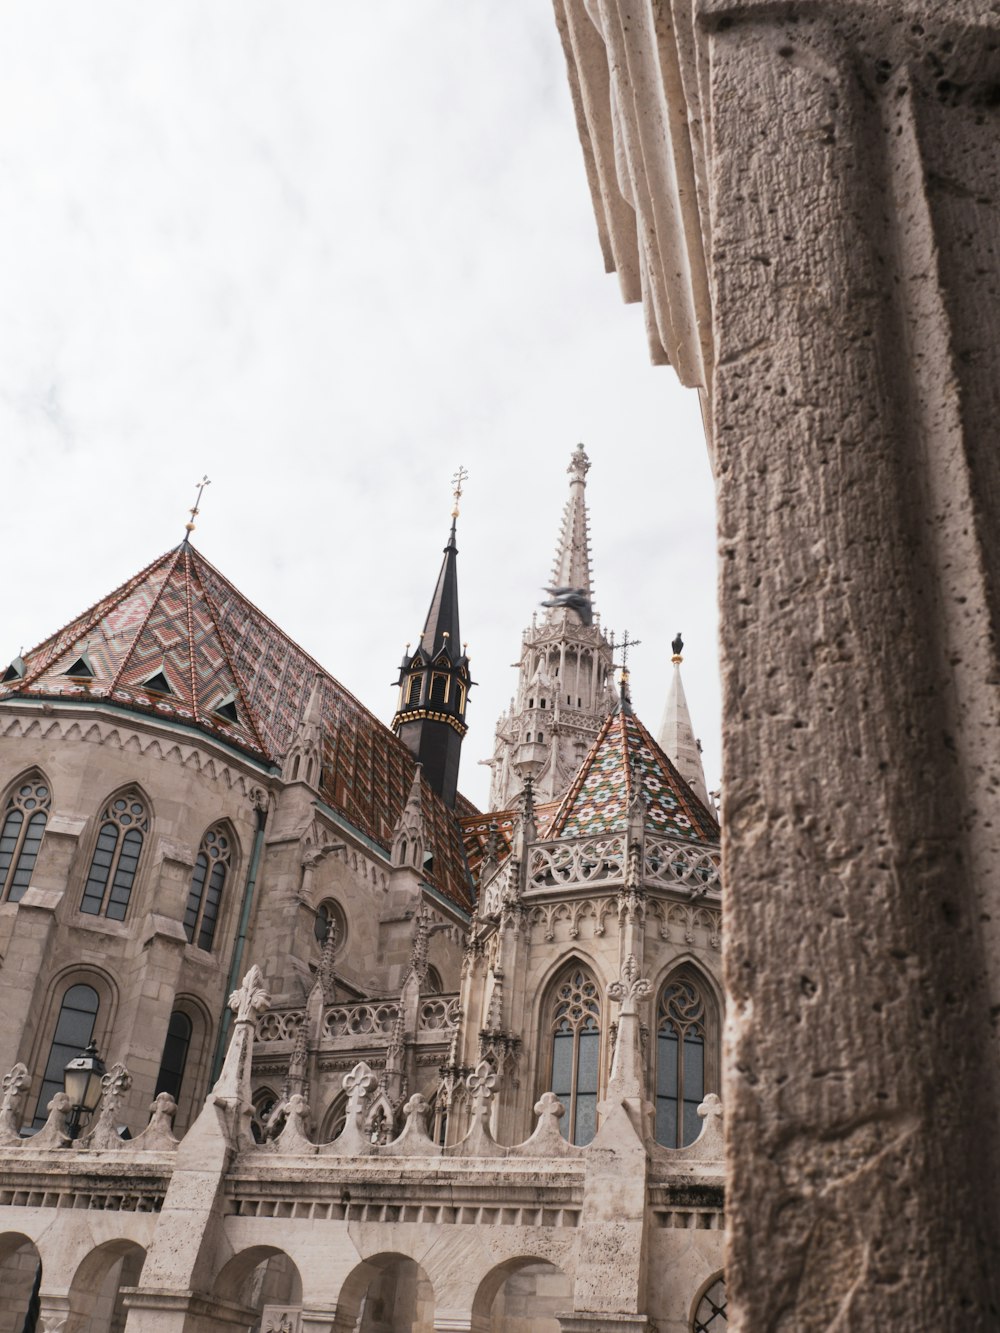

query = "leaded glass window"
(656, 975), (706, 1147)
(693, 1275), (726, 1330)
(80, 793), (149, 920)
(0, 776), (50, 903)
(154, 1010), (192, 1102)
(32, 983), (99, 1128)
(183, 825), (231, 951)
(549, 967), (601, 1145)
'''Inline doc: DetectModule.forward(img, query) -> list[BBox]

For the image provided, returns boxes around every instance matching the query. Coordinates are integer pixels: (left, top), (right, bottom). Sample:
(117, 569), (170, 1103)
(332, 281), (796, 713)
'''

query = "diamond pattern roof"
(0, 544), (476, 909)
(548, 707), (719, 844)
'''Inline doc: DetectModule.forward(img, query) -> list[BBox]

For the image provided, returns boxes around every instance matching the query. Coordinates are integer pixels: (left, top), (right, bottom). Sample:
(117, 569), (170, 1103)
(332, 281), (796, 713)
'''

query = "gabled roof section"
(1, 543), (478, 910)
(460, 797), (562, 882)
(548, 707), (719, 845)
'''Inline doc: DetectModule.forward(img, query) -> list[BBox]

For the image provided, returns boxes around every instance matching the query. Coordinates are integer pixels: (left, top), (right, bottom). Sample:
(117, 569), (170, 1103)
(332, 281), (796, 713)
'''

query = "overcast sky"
(0, 2), (719, 811)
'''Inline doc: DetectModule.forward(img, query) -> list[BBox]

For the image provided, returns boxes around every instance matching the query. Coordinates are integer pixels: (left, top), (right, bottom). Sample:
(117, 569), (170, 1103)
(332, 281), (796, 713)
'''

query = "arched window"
(153, 1010), (192, 1103)
(183, 825), (231, 951)
(549, 966), (601, 1146)
(656, 973), (707, 1147)
(407, 675), (422, 705)
(314, 898), (347, 951)
(425, 965), (443, 995)
(692, 1274), (727, 1331)
(430, 673), (448, 705)
(81, 792), (149, 920)
(0, 775), (50, 903)
(32, 983), (100, 1128)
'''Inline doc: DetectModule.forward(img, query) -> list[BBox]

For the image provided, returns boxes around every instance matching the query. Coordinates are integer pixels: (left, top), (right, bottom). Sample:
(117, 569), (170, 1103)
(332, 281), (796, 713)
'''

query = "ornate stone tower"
(392, 479), (471, 810)
(487, 444), (616, 811)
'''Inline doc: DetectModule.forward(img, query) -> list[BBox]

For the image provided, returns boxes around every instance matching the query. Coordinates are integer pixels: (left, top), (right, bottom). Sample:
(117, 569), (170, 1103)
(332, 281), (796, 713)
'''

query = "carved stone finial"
(318, 915), (339, 1005)
(229, 964), (271, 1024)
(31, 1091), (72, 1150)
(466, 1060), (497, 1122)
(0, 1062), (30, 1144)
(130, 1092), (179, 1151)
(534, 1090), (565, 1123)
(608, 954), (652, 1017)
(83, 1061), (133, 1150)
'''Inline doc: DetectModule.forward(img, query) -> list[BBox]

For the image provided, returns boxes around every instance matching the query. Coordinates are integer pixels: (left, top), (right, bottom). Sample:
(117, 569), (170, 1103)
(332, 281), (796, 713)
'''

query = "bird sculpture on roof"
(541, 586), (593, 626)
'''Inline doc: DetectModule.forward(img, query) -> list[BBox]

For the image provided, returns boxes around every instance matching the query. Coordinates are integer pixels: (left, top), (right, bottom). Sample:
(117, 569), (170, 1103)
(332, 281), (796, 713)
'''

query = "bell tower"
(392, 470), (472, 809)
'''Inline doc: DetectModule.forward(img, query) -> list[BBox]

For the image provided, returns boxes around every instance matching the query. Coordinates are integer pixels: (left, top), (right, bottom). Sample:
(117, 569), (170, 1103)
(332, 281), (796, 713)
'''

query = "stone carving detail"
(529, 835), (626, 888)
(323, 1061), (376, 1156)
(323, 1001), (399, 1039)
(608, 955), (651, 1016)
(643, 836), (721, 895)
(31, 1092), (71, 1149)
(418, 996), (461, 1031)
(83, 1062), (133, 1150)
(130, 1092), (179, 1151)
(261, 1309), (302, 1333)
(230, 964), (271, 1024)
(257, 1010), (305, 1043)
(0, 1063), (30, 1144)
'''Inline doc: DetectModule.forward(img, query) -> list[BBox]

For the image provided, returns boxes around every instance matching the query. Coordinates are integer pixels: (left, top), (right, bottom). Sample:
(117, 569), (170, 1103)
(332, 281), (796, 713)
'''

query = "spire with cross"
(184, 475), (211, 541)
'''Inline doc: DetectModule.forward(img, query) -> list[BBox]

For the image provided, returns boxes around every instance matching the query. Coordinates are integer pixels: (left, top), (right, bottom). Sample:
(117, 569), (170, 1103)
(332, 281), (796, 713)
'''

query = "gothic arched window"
(183, 825), (231, 951)
(81, 792), (149, 920)
(153, 1010), (192, 1103)
(656, 973), (707, 1147)
(314, 898), (347, 951)
(549, 966), (601, 1146)
(0, 775), (50, 903)
(692, 1274), (727, 1331)
(32, 983), (100, 1128)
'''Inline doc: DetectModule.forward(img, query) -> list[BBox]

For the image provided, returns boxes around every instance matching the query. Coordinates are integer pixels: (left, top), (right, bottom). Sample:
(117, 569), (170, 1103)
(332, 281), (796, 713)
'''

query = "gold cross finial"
(451, 465), (469, 519)
(185, 475), (211, 538)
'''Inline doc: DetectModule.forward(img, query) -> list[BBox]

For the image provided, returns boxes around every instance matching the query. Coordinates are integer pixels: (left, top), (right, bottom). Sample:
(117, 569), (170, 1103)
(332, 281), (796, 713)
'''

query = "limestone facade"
(0, 461), (725, 1330)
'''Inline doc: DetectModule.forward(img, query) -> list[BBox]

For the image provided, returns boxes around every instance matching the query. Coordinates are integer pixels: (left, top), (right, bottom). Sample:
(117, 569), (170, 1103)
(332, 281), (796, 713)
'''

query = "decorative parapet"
(255, 995), (461, 1046)
(518, 832), (720, 898)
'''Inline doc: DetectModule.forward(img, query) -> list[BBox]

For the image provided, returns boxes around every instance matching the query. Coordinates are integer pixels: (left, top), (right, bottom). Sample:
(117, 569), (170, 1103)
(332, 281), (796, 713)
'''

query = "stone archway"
(473, 1256), (572, 1333)
(213, 1245), (303, 1329)
(0, 1231), (41, 1333)
(67, 1240), (146, 1333)
(333, 1252), (434, 1333)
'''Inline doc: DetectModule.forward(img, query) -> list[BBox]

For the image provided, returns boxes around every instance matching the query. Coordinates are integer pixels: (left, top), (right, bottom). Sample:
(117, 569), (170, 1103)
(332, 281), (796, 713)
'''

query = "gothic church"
(0, 445), (725, 1333)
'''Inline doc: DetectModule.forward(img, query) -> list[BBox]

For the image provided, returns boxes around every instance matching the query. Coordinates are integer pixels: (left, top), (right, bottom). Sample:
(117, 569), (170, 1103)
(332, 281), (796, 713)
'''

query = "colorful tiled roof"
(0, 543), (477, 910)
(548, 706), (719, 844)
(459, 798), (561, 882)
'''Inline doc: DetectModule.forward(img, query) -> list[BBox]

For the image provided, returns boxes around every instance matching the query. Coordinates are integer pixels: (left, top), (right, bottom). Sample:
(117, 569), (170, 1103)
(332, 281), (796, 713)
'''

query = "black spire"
(392, 477), (472, 809)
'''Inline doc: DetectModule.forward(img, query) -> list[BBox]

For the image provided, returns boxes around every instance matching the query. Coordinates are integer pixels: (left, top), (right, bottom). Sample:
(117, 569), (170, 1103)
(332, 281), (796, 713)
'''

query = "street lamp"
(63, 1039), (105, 1140)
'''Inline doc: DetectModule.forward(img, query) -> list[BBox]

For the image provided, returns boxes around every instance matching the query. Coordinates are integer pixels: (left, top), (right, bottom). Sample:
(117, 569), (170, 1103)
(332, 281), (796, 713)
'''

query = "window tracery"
(80, 792), (149, 920)
(184, 825), (231, 951)
(548, 965), (601, 1145)
(656, 973), (707, 1148)
(692, 1275), (727, 1331)
(0, 775), (50, 903)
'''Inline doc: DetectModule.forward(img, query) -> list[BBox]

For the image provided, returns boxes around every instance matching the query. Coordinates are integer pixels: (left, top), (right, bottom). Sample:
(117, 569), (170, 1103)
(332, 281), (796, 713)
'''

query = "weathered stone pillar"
(554, 0), (1000, 1326)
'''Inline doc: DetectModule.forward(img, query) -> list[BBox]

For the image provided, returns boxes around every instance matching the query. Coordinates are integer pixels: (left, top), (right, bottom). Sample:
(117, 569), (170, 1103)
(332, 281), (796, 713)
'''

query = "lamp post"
(63, 1039), (105, 1140)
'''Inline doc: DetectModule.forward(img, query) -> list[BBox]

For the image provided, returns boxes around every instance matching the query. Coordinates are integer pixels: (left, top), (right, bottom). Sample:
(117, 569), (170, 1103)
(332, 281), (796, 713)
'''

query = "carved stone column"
(555, 0), (1000, 1326)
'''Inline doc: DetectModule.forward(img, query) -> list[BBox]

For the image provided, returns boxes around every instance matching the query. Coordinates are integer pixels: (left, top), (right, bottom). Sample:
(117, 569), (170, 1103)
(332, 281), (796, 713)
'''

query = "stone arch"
(472, 1255), (572, 1332)
(67, 1239), (146, 1333)
(0, 1232), (41, 1333)
(535, 956), (605, 1146)
(251, 1085), (280, 1143)
(213, 1245), (303, 1312)
(319, 1090), (348, 1142)
(690, 1269), (727, 1331)
(333, 1251), (434, 1333)
(76, 782), (155, 923)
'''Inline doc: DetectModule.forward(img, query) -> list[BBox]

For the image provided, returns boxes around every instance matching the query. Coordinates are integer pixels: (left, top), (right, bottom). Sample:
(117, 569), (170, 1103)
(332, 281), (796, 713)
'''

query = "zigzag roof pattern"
(0, 543), (477, 909)
(548, 706), (720, 844)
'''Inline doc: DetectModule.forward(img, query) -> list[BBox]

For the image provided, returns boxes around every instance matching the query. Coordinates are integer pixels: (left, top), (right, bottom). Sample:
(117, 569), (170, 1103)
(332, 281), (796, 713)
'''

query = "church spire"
(543, 443), (594, 623)
(657, 634), (710, 807)
(392, 472), (471, 809)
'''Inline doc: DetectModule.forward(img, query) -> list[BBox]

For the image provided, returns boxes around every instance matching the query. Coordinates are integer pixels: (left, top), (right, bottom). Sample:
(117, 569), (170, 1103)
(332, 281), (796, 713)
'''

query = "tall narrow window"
(430, 673), (448, 705)
(33, 984), (99, 1128)
(0, 776), (50, 903)
(183, 825), (231, 951)
(154, 1010), (192, 1103)
(81, 793), (149, 920)
(407, 675), (422, 705)
(656, 975), (707, 1147)
(549, 967), (601, 1145)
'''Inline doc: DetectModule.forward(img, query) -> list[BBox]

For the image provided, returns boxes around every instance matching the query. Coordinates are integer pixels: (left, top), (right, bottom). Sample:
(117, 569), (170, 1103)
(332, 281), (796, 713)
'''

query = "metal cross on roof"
(451, 465), (469, 517)
(608, 628), (642, 670)
(185, 475), (212, 538)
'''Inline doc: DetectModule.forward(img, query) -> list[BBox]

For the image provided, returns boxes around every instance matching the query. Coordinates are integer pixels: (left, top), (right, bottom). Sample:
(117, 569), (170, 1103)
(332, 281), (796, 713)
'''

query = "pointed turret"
(392, 481), (471, 809)
(657, 634), (710, 807)
(283, 672), (324, 789)
(487, 444), (615, 810)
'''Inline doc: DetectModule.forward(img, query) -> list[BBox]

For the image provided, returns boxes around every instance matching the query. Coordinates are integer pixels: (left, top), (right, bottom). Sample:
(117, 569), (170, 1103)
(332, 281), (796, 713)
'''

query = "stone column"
(553, 0), (1000, 1327)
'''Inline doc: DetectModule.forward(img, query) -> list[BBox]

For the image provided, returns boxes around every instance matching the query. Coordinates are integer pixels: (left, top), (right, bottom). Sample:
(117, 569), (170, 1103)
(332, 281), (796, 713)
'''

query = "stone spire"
(487, 444), (615, 811)
(546, 443), (594, 619)
(283, 672), (324, 789)
(657, 634), (709, 807)
(392, 476), (472, 809)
